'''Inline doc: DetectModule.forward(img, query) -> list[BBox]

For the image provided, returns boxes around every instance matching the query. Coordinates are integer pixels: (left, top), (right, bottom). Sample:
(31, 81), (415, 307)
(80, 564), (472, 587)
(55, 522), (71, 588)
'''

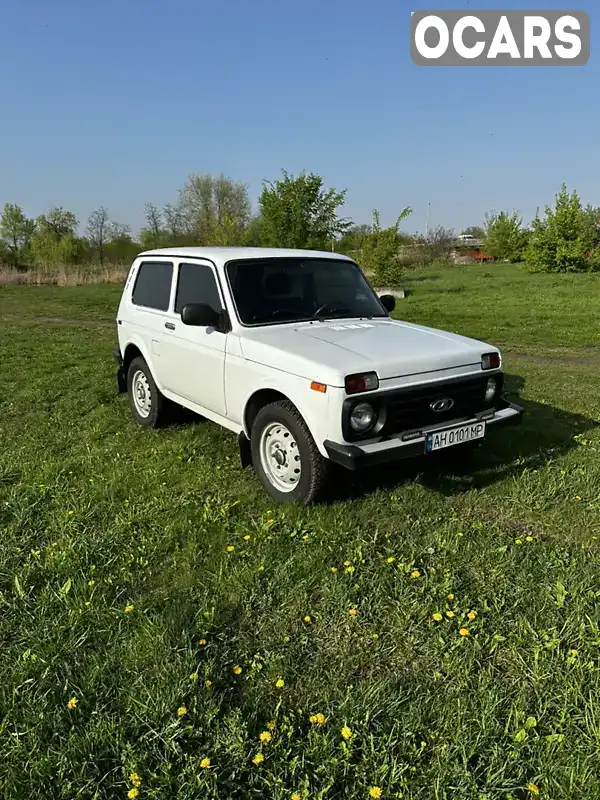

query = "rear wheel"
(126, 356), (168, 428)
(251, 400), (330, 504)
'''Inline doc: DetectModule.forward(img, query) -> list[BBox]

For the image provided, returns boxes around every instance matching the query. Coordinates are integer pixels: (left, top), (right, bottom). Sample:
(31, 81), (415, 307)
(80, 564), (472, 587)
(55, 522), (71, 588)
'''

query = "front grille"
(383, 374), (502, 435)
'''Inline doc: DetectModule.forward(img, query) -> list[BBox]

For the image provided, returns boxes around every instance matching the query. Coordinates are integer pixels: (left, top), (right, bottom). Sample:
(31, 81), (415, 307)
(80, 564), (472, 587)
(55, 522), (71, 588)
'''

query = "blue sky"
(1, 0), (596, 236)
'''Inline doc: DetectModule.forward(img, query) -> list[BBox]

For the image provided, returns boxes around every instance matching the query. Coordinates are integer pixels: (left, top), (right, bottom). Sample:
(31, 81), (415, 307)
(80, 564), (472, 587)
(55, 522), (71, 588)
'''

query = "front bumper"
(323, 400), (523, 471)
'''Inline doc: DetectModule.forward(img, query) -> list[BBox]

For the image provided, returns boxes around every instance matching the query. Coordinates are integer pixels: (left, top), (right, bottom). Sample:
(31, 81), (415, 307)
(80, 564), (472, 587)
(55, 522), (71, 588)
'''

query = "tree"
(258, 170), (351, 250)
(30, 207), (84, 266)
(525, 185), (599, 273)
(178, 173), (251, 244)
(138, 203), (164, 250)
(358, 207), (412, 286)
(425, 225), (455, 260)
(0, 203), (35, 265)
(86, 207), (110, 265)
(483, 211), (529, 262)
(337, 224), (372, 257)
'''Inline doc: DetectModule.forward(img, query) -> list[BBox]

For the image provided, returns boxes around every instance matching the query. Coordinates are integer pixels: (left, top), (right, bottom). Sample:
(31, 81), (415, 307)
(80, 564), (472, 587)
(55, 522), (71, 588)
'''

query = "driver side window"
(175, 262), (221, 314)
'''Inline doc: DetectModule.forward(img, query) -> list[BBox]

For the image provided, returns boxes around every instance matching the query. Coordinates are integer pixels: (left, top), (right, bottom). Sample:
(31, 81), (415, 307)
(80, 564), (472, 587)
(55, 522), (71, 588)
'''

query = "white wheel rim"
(259, 421), (301, 492)
(132, 369), (152, 418)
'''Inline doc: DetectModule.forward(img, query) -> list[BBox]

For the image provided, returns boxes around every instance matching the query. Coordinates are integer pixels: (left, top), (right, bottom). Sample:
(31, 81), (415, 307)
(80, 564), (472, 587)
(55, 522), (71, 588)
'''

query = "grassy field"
(1, 262), (600, 799)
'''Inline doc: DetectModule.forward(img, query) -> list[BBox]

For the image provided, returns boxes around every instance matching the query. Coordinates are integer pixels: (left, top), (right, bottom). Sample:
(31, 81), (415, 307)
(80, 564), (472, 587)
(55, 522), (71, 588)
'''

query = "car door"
(160, 259), (227, 416)
(126, 259), (175, 388)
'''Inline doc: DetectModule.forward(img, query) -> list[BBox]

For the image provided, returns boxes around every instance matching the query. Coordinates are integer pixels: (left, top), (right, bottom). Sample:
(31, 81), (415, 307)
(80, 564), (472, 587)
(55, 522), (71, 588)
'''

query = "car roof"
(137, 246), (355, 266)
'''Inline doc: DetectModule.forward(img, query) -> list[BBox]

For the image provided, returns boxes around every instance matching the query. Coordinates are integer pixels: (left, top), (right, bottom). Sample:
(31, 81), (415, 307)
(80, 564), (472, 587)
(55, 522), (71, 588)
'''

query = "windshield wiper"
(312, 304), (353, 321)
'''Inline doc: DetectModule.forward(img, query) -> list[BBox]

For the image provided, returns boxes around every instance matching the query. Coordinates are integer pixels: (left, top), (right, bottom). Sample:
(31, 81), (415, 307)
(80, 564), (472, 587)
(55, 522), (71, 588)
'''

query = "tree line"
(2, 169), (599, 286)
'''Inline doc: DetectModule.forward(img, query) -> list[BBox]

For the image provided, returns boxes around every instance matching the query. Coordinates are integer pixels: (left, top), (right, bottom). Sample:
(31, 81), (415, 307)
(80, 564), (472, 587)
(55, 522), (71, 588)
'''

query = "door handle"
(165, 322), (175, 330)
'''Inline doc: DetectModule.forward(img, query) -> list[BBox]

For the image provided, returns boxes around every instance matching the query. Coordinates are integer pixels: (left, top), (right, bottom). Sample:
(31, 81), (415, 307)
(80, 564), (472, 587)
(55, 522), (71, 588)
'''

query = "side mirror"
(181, 302), (219, 327)
(379, 294), (396, 313)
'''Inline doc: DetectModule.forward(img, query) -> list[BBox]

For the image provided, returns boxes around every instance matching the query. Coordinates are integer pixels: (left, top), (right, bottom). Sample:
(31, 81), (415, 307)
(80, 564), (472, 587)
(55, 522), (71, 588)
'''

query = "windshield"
(225, 257), (388, 326)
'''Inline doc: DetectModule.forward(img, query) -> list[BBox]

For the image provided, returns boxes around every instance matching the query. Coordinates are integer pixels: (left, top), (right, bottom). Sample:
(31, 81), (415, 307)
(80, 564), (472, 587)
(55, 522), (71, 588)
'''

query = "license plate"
(425, 421), (486, 453)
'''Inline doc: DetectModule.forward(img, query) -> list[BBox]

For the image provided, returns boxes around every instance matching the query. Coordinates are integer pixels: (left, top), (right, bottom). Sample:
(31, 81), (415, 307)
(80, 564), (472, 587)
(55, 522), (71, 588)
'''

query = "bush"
(525, 184), (600, 273)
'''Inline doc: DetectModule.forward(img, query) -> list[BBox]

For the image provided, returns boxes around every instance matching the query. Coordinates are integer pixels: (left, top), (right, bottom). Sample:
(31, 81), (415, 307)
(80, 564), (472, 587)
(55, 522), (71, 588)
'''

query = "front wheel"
(250, 400), (330, 504)
(126, 356), (169, 428)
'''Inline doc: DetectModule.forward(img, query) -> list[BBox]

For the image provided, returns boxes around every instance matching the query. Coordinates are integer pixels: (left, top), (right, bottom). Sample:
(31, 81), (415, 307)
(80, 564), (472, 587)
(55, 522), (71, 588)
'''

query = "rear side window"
(175, 262), (222, 313)
(131, 261), (173, 310)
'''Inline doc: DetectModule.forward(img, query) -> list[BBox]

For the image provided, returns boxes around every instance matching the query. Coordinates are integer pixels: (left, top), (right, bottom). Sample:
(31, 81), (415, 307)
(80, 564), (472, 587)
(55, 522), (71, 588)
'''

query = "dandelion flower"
(345, 565), (355, 573)
(124, 604), (134, 613)
(575, 496), (582, 501)
(526, 536), (533, 542)
(432, 612), (443, 622)
(129, 773), (141, 787)
(233, 665), (242, 675)
(127, 789), (139, 799)
(275, 678), (285, 688)
(244, 535), (251, 541)
(344, 560), (352, 567)
(189, 672), (198, 681)
(204, 679), (212, 687)
(226, 545), (235, 552)
(348, 608), (359, 616)
(177, 705), (187, 716)
(330, 567), (338, 573)
(527, 784), (539, 795)
(467, 611), (477, 621)
(447, 593), (454, 600)
(387, 556), (395, 563)
(369, 788), (383, 799)
(200, 758), (211, 769)
(411, 570), (421, 578)
(252, 753), (264, 765)
(267, 519), (274, 525)
(341, 725), (352, 739)
(304, 616), (312, 624)
(309, 712), (326, 725)
(259, 731), (272, 743)
(199, 639), (207, 646)
(292, 794), (301, 800)
(67, 697), (78, 709)
(459, 628), (470, 636)
(446, 610), (455, 618)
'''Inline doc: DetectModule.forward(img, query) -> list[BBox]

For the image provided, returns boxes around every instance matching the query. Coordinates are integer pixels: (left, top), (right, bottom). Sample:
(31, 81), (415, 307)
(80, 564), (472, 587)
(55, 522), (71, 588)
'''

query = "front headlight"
(485, 377), (497, 402)
(350, 402), (376, 433)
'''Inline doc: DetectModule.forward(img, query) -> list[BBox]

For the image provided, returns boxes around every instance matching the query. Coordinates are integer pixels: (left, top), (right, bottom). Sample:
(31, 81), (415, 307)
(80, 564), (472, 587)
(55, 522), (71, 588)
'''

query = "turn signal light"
(345, 372), (379, 394)
(310, 381), (327, 393)
(481, 352), (501, 370)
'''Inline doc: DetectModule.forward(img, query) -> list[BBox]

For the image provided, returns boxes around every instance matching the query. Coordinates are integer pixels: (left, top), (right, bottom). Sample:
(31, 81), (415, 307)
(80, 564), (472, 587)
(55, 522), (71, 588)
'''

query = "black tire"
(126, 356), (168, 428)
(250, 400), (330, 504)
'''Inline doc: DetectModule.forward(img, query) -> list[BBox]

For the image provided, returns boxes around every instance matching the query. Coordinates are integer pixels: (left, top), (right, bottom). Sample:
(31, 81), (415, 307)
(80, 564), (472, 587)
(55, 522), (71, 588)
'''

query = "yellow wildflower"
(124, 604), (134, 613)
(200, 758), (211, 769)
(267, 719), (276, 730)
(205, 679), (212, 687)
(348, 608), (359, 616)
(127, 789), (139, 800)
(129, 773), (141, 787)
(459, 628), (470, 636)
(467, 611), (477, 621)
(344, 560), (352, 567)
(330, 567), (338, 573)
(446, 610), (455, 618)
(309, 712), (326, 725)
(575, 495), (582, 501)
(527, 784), (539, 795)
(226, 545), (235, 552)
(387, 556), (395, 563)
(244, 535), (251, 541)
(447, 593), (454, 600)
(292, 794), (301, 800)
(189, 672), (198, 681)
(432, 612), (443, 622)
(267, 519), (274, 525)
(259, 731), (272, 743)
(411, 570), (421, 578)
(275, 678), (285, 688)
(252, 752), (264, 765)
(177, 705), (187, 716)
(304, 615), (312, 624)
(369, 788), (382, 799)
(199, 639), (207, 646)
(233, 665), (242, 675)
(341, 725), (352, 739)
(67, 697), (78, 709)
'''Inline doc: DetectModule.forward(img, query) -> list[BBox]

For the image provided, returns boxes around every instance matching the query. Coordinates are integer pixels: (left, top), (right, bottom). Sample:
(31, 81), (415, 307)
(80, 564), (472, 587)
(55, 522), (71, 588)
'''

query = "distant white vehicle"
(457, 234), (477, 242)
(113, 246), (522, 503)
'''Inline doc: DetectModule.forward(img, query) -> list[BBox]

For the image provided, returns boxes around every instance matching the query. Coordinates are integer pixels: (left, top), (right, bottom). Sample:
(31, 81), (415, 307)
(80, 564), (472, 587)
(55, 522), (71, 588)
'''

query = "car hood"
(239, 318), (496, 385)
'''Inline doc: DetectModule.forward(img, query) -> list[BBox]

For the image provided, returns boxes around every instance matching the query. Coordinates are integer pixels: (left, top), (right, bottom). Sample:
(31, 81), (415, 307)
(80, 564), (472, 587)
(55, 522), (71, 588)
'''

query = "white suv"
(114, 247), (522, 503)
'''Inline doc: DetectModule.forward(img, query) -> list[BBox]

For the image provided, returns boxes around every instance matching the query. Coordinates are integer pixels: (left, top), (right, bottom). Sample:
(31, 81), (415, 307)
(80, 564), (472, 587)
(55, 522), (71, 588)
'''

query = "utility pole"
(425, 202), (430, 239)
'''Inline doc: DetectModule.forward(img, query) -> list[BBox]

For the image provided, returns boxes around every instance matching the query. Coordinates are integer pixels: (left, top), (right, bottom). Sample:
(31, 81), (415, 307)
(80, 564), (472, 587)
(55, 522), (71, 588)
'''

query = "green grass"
(1, 262), (600, 799)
